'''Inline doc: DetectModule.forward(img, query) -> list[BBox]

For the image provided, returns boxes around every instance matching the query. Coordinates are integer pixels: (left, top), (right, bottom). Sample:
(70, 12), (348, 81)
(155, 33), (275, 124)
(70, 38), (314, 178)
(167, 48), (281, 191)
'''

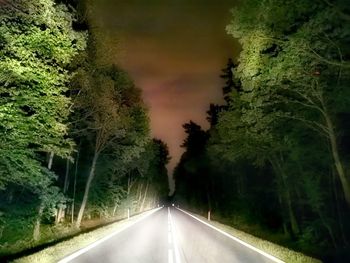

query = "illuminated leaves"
(211, 0), (350, 238)
(0, 0), (86, 189)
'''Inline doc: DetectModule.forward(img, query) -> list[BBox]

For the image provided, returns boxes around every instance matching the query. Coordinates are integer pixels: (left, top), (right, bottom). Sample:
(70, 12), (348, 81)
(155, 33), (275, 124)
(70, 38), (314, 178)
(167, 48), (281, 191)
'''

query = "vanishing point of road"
(59, 207), (283, 263)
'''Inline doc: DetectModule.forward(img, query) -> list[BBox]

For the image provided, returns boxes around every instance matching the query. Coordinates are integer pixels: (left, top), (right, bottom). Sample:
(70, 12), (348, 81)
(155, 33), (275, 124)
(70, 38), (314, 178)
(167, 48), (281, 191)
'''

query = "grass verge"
(12, 208), (158, 263)
(11, 207), (322, 263)
(180, 209), (322, 263)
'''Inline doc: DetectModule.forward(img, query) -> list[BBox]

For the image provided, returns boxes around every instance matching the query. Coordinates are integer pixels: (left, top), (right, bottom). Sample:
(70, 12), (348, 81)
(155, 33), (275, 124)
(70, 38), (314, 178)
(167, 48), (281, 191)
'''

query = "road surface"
(60, 207), (282, 263)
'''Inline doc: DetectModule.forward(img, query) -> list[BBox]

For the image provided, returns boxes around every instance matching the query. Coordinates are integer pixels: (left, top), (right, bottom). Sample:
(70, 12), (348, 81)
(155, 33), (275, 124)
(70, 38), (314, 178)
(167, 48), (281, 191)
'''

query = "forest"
(1, 0), (350, 262)
(174, 0), (350, 262)
(0, 0), (169, 259)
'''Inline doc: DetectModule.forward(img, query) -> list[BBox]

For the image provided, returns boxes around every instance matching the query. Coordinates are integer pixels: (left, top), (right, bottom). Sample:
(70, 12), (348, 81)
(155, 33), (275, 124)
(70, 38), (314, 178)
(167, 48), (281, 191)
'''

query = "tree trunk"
(33, 152), (54, 241)
(137, 182), (143, 207)
(317, 208), (337, 248)
(56, 159), (70, 224)
(332, 168), (349, 245)
(140, 181), (149, 212)
(270, 157), (299, 237)
(47, 152), (54, 170)
(71, 148), (80, 224)
(7, 189), (13, 203)
(33, 204), (44, 241)
(127, 174), (131, 195)
(112, 204), (118, 216)
(324, 113), (350, 206)
(63, 159), (70, 193)
(75, 151), (98, 228)
(277, 190), (288, 236)
(285, 189), (299, 236)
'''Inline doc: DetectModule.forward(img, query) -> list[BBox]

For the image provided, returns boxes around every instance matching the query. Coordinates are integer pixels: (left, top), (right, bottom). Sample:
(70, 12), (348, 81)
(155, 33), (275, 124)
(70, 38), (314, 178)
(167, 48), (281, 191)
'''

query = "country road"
(59, 207), (283, 263)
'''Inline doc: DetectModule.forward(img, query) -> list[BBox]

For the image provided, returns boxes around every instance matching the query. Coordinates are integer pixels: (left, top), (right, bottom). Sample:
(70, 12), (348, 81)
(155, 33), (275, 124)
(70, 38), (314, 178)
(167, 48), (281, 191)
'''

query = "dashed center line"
(168, 207), (181, 263)
(168, 249), (174, 263)
(168, 234), (172, 244)
(168, 207), (174, 263)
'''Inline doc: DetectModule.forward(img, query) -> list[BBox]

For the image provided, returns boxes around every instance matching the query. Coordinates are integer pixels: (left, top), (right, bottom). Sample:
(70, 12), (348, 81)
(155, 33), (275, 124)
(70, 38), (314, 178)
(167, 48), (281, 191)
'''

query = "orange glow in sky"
(91, 0), (240, 192)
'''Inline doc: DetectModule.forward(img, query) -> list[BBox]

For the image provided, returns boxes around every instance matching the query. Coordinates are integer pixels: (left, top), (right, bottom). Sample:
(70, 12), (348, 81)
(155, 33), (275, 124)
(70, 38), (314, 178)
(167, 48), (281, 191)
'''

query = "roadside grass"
(9, 207), (322, 263)
(0, 224), (80, 258)
(181, 209), (322, 263)
(12, 209), (158, 263)
(0, 209), (130, 260)
(0, 211), (125, 258)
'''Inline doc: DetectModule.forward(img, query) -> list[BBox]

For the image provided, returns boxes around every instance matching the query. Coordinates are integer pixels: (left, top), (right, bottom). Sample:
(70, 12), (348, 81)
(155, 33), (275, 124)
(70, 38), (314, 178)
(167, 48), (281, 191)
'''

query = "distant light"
(172, 203), (174, 206)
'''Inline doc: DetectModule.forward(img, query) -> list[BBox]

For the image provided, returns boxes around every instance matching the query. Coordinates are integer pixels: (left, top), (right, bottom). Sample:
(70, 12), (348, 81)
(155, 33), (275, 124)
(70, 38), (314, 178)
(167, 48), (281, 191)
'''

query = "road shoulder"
(13, 208), (162, 263)
(175, 208), (321, 263)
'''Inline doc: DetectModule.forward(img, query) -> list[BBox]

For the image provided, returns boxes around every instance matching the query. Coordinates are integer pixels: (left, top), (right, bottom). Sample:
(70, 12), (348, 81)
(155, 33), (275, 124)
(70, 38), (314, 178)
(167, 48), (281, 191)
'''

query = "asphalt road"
(61, 207), (281, 263)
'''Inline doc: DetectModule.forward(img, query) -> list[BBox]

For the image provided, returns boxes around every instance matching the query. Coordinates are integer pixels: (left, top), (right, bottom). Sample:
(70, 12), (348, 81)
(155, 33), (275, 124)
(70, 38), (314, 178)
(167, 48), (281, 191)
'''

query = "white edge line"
(58, 207), (163, 263)
(176, 207), (284, 263)
(169, 209), (181, 263)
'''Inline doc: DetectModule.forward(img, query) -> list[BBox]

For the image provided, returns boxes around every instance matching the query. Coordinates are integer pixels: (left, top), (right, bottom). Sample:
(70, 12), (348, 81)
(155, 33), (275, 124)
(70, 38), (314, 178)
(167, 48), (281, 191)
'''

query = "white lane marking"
(168, 206), (174, 261)
(169, 209), (181, 263)
(168, 249), (174, 263)
(58, 207), (163, 263)
(176, 208), (284, 263)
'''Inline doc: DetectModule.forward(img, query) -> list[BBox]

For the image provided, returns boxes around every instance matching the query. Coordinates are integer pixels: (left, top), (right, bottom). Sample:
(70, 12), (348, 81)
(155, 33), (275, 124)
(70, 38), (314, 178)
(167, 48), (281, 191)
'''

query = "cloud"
(90, 0), (241, 190)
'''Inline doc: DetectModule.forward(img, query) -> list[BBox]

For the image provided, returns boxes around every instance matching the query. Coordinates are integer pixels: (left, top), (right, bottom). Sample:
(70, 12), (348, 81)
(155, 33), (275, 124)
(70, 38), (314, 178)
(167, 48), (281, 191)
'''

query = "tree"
(73, 63), (147, 227)
(226, 0), (350, 206)
(0, 0), (86, 240)
(220, 58), (242, 103)
(174, 121), (212, 211)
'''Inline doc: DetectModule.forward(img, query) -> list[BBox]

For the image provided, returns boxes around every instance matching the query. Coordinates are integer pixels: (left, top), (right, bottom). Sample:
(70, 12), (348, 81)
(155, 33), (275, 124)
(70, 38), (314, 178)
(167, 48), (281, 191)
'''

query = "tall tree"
(0, 0), (86, 239)
(226, 0), (350, 205)
(175, 121), (211, 211)
(74, 64), (147, 227)
(220, 58), (242, 103)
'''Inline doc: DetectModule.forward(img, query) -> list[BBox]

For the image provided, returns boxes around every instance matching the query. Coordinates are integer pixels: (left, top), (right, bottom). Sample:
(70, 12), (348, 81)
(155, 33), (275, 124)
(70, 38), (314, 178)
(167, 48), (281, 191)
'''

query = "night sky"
(90, 0), (240, 190)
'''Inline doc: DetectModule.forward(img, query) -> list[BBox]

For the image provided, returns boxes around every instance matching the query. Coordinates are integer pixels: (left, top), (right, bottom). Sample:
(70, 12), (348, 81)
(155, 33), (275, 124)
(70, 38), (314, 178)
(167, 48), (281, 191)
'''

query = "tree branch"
(279, 114), (330, 137)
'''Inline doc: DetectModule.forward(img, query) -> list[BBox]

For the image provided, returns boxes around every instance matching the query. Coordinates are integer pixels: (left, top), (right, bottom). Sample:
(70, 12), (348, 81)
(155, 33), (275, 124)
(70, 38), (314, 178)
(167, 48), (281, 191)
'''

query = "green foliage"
(68, 17), (167, 228)
(175, 1), (350, 260)
(0, 0), (86, 189)
(174, 121), (211, 211)
(0, 0), (169, 258)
